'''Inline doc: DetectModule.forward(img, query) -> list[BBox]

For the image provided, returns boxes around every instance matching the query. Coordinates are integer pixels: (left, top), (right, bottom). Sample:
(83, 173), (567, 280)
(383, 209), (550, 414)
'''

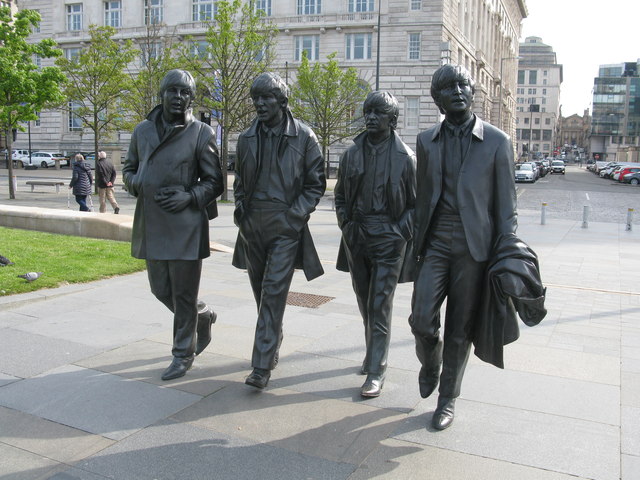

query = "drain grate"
(286, 291), (334, 308)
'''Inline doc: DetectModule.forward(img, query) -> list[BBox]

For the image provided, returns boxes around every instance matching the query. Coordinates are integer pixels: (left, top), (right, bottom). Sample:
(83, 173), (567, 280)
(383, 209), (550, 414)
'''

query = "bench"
(25, 180), (66, 193)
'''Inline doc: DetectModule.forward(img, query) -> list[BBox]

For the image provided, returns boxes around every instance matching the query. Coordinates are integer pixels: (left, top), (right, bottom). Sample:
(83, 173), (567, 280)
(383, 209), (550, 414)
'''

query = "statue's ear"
(280, 97), (289, 111)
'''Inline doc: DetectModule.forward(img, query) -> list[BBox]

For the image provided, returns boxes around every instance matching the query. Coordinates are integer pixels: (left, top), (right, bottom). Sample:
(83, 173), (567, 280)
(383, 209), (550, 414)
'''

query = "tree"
(122, 22), (180, 128)
(178, 0), (278, 200)
(0, 7), (65, 199)
(56, 25), (136, 189)
(289, 53), (370, 171)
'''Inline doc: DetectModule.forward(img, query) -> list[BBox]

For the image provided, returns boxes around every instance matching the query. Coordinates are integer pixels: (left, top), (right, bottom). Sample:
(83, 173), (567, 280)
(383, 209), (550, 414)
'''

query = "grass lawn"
(0, 226), (146, 296)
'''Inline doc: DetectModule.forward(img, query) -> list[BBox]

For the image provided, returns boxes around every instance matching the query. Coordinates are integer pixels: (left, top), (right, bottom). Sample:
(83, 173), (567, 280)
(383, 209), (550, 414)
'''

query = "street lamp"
(498, 56), (520, 130)
(375, 0), (381, 90)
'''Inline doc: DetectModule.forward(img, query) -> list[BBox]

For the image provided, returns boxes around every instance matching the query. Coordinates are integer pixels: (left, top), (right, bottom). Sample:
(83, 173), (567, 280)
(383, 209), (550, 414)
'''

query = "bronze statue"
(410, 64), (518, 429)
(335, 91), (416, 397)
(232, 72), (326, 389)
(123, 69), (224, 381)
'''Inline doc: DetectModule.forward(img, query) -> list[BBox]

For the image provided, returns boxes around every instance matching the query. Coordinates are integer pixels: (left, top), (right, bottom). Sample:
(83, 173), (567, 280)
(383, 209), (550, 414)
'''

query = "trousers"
(409, 215), (486, 398)
(98, 187), (119, 213)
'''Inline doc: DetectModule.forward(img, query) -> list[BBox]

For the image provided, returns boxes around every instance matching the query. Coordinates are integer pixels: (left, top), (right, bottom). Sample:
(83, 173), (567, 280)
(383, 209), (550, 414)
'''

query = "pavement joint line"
(545, 282), (640, 296)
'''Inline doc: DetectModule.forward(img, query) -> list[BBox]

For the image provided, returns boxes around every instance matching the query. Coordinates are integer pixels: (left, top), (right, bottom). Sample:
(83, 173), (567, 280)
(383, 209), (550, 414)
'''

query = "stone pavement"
(0, 169), (639, 479)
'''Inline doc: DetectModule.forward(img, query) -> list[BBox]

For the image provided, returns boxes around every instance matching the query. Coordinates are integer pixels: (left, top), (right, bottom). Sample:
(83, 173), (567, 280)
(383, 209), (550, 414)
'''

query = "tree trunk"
(220, 120), (229, 201)
(6, 121), (16, 200)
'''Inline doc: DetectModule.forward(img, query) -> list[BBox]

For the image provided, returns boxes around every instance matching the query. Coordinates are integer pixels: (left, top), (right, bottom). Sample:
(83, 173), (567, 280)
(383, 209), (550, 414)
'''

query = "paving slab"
(621, 454), (640, 480)
(621, 406), (640, 456)
(0, 365), (201, 440)
(395, 399), (620, 480)
(65, 419), (356, 480)
(172, 382), (406, 465)
(348, 438), (590, 480)
(0, 328), (100, 378)
(0, 443), (66, 480)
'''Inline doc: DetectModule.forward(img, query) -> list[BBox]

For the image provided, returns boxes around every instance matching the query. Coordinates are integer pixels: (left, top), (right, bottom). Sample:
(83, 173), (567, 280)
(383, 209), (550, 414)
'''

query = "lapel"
(388, 132), (405, 186)
(430, 122), (445, 194)
(347, 132), (367, 212)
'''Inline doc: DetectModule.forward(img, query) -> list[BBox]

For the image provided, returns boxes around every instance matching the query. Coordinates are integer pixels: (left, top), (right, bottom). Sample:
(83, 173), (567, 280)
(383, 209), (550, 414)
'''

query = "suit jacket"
(123, 105), (223, 260)
(414, 115), (517, 263)
(232, 110), (326, 281)
(334, 130), (417, 282)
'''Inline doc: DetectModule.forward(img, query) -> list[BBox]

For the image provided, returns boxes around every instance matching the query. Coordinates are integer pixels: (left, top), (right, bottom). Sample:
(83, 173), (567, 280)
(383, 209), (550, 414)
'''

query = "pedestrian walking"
(69, 153), (93, 211)
(96, 151), (120, 214)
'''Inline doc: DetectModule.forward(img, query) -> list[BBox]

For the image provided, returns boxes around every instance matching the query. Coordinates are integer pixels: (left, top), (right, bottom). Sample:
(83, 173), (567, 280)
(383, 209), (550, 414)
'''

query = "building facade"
(514, 36), (562, 161)
(590, 61), (640, 163)
(557, 110), (590, 161)
(13, 0), (527, 162)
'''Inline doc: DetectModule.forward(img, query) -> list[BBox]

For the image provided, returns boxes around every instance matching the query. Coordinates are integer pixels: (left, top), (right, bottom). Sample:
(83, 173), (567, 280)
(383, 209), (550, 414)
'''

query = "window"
(190, 40), (209, 58)
(104, 1), (121, 27)
(529, 70), (537, 85)
(35, 112), (41, 127)
(65, 47), (81, 60)
(68, 102), (82, 131)
(295, 35), (319, 61)
(410, 0), (422, 10)
(542, 88), (547, 95)
(32, 10), (40, 33)
(254, 0), (271, 16)
(66, 4), (82, 31)
(297, 0), (321, 15)
(145, 0), (163, 25)
(408, 33), (420, 60)
(545, 118), (551, 125)
(517, 70), (525, 84)
(193, 0), (217, 21)
(349, 0), (374, 12)
(141, 42), (162, 66)
(405, 97), (419, 127)
(33, 54), (42, 70)
(345, 33), (372, 60)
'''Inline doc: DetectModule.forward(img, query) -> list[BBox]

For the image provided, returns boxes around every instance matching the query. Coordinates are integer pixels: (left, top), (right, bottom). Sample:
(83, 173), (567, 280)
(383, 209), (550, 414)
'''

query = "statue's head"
(159, 69), (196, 115)
(250, 72), (289, 127)
(363, 91), (399, 131)
(430, 64), (476, 116)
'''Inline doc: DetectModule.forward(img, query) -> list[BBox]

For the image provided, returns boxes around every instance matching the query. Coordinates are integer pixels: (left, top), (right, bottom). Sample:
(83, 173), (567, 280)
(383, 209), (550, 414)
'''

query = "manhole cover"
(286, 291), (334, 308)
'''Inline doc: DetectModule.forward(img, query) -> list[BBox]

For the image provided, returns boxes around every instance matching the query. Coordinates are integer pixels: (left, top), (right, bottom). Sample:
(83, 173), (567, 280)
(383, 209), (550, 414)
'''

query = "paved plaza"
(0, 166), (639, 479)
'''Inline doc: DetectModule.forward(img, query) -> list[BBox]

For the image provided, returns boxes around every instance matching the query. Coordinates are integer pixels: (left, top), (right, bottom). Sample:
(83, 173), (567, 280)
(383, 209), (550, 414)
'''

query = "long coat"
(70, 161), (93, 195)
(413, 116), (517, 263)
(232, 110), (326, 281)
(122, 105), (223, 261)
(334, 130), (417, 282)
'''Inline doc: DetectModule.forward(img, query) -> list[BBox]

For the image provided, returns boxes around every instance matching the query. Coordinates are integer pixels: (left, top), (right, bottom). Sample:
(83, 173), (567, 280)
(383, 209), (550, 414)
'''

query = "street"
(516, 164), (640, 224)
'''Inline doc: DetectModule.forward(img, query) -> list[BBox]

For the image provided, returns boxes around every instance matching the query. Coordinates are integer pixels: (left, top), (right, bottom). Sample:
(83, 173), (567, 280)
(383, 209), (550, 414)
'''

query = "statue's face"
(161, 79), (193, 118)
(364, 105), (393, 138)
(437, 78), (473, 115)
(252, 90), (285, 128)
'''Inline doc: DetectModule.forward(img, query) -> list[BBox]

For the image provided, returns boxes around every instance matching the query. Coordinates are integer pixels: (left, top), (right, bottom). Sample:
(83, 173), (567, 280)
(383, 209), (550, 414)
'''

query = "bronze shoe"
(431, 396), (456, 430)
(245, 368), (271, 389)
(161, 356), (194, 381)
(195, 307), (217, 355)
(360, 373), (385, 398)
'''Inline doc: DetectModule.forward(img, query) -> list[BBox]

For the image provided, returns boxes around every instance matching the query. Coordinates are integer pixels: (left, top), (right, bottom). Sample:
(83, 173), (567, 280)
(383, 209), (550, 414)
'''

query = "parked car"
(69, 152), (95, 169)
(622, 172), (640, 185)
(614, 166), (640, 182)
(23, 151), (70, 168)
(550, 160), (565, 174)
(534, 160), (548, 177)
(515, 162), (537, 183)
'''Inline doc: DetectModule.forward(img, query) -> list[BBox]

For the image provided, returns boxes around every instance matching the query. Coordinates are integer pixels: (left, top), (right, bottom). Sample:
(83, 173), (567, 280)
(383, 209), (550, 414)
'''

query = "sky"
(520, 0), (638, 117)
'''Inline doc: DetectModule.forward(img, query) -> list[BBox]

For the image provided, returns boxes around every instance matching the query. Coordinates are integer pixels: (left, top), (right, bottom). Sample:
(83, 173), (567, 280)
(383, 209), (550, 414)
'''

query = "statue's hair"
(250, 72), (289, 107)
(159, 69), (196, 98)
(430, 64), (476, 113)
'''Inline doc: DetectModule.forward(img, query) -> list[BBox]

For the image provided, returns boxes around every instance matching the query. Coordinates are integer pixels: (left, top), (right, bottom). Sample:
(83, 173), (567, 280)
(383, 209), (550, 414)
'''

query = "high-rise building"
(590, 61), (640, 163)
(514, 36), (562, 161)
(13, 0), (527, 161)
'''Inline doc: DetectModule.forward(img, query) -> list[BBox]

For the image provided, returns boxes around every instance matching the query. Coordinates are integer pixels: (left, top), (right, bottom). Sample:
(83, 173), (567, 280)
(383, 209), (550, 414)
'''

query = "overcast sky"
(520, 0), (638, 117)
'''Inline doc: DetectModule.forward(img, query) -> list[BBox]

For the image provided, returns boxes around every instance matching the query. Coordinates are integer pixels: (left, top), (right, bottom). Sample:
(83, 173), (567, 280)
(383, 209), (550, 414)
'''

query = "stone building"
(514, 36), (562, 161)
(557, 110), (590, 161)
(13, 0), (527, 162)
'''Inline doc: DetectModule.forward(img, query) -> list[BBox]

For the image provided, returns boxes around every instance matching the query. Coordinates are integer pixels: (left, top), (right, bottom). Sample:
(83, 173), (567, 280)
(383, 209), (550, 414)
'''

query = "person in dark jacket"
(409, 64), (518, 430)
(95, 151), (120, 214)
(123, 69), (224, 381)
(233, 72), (326, 389)
(69, 154), (94, 211)
(335, 91), (416, 398)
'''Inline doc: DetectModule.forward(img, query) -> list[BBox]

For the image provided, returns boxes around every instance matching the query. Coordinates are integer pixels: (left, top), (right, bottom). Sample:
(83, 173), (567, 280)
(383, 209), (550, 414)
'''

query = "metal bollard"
(541, 202), (547, 225)
(582, 205), (589, 228)
(626, 208), (634, 231)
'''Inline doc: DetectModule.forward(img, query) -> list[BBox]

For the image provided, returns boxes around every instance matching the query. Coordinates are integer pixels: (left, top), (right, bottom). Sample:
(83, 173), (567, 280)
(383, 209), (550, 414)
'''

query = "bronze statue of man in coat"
(123, 69), (224, 381)
(232, 72), (326, 389)
(335, 91), (416, 398)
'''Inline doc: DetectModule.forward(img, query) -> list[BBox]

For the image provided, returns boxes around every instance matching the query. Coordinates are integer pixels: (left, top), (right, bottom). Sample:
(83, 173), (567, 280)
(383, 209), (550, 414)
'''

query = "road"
(516, 164), (640, 223)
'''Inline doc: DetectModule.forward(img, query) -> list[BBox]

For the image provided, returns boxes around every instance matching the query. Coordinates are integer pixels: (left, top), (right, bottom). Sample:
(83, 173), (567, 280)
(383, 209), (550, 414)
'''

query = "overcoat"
(334, 130), (417, 282)
(232, 110), (326, 280)
(413, 116), (518, 263)
(70, 161), (93, 195)
(123, 105), (223, 261)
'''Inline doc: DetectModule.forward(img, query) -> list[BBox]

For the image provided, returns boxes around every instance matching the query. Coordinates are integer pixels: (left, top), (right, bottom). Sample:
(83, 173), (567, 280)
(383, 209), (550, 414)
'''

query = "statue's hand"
(155, 187), (191, 213)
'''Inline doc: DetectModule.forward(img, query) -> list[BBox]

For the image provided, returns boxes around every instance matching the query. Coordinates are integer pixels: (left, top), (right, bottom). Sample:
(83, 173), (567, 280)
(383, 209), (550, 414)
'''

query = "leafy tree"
(56, 25), (136, 188)
(289, 52), (370, 171)
(122, 22), (180, 128)
(178, 0), (278, 199)
(0, 7), (65, 199)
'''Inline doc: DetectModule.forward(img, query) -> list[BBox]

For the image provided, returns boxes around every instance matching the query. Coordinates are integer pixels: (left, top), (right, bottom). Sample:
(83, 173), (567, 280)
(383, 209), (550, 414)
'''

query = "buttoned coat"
(413, 116), (517, 263)
(335, 130), (417, 282)
(232, 110), (326, 280)
(123, 105), (223, 261)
